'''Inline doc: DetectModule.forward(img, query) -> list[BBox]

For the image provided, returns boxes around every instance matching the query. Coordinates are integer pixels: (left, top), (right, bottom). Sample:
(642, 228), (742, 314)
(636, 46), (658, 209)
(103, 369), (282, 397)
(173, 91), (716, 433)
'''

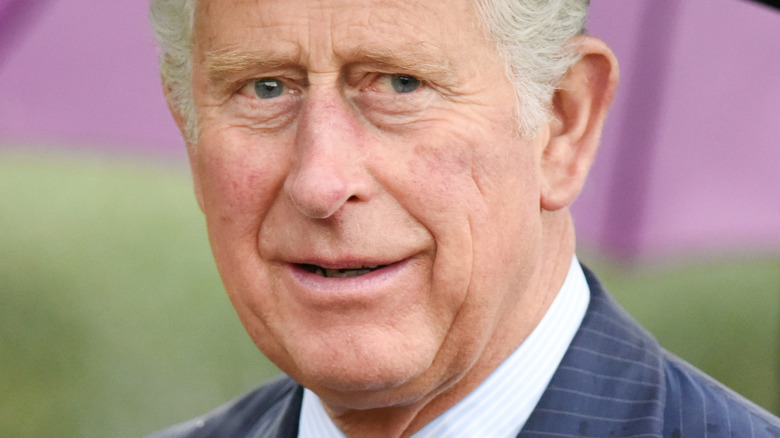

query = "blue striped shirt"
(299, 256), (590, 437)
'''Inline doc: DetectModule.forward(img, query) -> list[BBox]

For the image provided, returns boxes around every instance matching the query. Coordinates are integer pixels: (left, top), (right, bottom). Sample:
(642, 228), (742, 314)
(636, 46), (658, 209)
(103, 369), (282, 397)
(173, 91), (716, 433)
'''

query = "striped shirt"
(298, 256), (590, 438)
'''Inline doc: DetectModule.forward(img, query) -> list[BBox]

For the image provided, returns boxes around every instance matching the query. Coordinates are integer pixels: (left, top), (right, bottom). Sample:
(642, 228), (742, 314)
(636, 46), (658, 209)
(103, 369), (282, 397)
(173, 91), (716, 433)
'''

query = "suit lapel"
(518, 266), (666, 437)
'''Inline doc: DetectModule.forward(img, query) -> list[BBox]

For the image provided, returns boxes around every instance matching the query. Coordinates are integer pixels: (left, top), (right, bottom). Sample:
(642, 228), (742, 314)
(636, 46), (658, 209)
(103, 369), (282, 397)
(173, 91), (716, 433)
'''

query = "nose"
(285, 91), (374, 219)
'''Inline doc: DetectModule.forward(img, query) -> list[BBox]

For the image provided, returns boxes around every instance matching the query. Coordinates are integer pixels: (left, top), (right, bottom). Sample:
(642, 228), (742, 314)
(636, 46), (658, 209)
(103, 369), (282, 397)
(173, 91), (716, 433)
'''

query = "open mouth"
(299, 264), (388, 278)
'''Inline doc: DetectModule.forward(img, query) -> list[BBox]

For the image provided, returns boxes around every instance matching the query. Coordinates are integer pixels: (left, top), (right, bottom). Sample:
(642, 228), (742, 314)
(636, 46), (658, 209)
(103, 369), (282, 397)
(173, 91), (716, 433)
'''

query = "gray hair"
(149, 0), (587, 144)
(475, 0), (587, 136)
(149, 0), (198, 144)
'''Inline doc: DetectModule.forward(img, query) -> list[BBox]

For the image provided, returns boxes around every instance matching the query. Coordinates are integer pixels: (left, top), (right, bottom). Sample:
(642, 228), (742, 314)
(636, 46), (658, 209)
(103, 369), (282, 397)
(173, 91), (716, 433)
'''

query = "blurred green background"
(1, 149), (778, 437)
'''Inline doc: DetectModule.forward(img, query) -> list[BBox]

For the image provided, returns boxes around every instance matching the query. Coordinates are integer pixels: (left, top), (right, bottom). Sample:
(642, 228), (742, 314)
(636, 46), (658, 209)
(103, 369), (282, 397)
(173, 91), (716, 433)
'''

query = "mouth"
(298, 264), (389, 278)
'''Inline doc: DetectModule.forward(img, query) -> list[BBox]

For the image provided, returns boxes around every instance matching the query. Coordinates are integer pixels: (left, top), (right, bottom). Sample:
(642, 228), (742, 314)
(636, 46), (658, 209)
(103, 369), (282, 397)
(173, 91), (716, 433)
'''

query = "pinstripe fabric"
(147, 264), (780, 438)
(518, 266), (780, 437)
(299, 257), (590, 438)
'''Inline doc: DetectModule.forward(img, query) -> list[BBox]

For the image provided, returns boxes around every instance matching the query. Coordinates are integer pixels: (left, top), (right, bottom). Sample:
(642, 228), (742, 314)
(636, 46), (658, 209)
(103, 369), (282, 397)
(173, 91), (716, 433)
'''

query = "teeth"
(324, 268), (373, 278)
(308, 265), (383, 278)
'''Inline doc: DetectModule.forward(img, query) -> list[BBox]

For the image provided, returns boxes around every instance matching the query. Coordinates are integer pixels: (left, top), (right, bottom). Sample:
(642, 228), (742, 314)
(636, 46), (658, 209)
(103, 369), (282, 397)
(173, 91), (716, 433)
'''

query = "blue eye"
(390, 75), (421, 94)
(254, 78), (284, 99)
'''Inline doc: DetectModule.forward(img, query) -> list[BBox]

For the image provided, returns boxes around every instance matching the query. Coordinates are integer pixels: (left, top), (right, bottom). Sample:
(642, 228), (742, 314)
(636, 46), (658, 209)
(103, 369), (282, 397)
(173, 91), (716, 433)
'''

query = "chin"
(288, 333), (441, 404)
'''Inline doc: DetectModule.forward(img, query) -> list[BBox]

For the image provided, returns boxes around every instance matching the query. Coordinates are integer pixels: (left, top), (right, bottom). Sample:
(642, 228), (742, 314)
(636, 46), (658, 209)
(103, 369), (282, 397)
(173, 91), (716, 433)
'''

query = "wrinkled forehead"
(191, 0), (491, 67)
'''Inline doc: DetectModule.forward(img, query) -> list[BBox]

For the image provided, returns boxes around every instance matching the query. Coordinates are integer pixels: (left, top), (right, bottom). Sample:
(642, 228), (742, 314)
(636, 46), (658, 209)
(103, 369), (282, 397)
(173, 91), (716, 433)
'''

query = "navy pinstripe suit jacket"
(149, 266), (780, 437)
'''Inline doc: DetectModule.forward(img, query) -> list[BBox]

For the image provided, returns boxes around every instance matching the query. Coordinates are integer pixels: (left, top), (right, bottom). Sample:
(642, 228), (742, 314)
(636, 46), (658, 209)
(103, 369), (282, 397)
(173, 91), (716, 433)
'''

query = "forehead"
(192, 0), (489, 67)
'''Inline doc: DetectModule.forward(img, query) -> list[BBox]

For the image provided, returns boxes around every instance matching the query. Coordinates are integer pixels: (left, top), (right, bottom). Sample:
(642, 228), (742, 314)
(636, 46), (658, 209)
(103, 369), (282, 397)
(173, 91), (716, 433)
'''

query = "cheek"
(192, 130), (290, 295)
(385, 117), (542, 307)
(195, 130), (288, 229)
(394, 115), (539, 235)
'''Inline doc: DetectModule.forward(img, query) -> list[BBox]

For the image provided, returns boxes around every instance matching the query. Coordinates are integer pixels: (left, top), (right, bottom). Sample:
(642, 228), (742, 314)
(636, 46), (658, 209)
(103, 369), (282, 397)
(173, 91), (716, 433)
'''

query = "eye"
(253, 77), (285, 99)
(390, 75), (421, 94)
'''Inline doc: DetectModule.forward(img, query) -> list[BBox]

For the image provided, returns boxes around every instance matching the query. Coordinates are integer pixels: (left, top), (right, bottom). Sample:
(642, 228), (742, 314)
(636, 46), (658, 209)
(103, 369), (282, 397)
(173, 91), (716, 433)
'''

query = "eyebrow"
(202, 42), (457, 86)
(202, 48), (303, 83)
(342, 43), (456, 84)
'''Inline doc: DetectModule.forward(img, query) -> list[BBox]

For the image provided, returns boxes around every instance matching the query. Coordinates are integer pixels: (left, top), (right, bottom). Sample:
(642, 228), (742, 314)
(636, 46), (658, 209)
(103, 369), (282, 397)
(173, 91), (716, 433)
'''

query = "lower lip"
(284, 258), (414, 301)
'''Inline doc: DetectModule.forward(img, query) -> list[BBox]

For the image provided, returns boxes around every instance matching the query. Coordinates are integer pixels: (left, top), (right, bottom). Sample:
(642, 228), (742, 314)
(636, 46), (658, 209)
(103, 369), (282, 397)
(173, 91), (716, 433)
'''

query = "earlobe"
(539, 36), (619, 212)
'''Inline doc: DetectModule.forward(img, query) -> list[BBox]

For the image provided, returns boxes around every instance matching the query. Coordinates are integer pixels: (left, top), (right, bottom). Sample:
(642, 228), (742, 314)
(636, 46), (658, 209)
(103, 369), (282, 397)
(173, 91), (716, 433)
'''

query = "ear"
(163, 82), (206, 212)
(539, 36), (619, 211)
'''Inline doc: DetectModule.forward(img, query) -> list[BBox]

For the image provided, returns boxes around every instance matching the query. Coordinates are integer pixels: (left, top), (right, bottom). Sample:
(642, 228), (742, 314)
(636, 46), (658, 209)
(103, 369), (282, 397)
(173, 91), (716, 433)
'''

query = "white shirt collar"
(299, 256), (590, 438)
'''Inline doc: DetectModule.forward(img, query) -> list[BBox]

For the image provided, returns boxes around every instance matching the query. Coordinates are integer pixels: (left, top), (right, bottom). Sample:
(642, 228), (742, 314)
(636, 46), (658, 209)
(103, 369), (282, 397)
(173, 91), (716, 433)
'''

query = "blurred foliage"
(1, 149), (777, 437)
(0, 149), (279, 437)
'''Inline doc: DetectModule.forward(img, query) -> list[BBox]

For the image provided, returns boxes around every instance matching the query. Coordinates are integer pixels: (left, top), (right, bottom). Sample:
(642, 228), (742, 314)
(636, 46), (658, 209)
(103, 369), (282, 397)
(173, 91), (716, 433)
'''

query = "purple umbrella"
(0, 0), (181, 156)
(577, 0), (780, 259)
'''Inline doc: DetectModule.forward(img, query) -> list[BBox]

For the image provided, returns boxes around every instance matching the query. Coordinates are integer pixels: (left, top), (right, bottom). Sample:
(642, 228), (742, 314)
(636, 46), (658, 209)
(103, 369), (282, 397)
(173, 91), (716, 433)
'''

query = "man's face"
(188, 0), (550, 408)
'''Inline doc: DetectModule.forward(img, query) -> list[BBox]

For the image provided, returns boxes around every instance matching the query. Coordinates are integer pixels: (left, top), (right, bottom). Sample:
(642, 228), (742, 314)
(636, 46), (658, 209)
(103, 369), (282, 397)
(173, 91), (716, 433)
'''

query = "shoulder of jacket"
(662, 352), (780, 437)
(145, 375), (302, 438)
